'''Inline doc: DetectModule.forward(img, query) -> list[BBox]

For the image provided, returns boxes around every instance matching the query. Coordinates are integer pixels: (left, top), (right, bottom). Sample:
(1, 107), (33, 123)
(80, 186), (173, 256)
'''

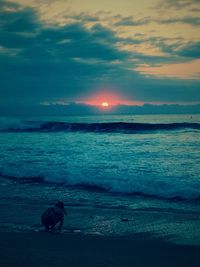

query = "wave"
(0, 119), (199, 133)
(1, 173), (200, 202)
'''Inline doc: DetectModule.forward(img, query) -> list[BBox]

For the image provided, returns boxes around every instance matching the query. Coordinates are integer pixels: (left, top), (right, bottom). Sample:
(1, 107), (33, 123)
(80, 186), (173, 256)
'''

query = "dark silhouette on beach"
(41, 201), (66, 231)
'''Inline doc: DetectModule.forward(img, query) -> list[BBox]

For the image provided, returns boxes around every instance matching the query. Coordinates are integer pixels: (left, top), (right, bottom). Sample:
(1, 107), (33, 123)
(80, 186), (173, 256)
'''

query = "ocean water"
(0, 114), (200, 244)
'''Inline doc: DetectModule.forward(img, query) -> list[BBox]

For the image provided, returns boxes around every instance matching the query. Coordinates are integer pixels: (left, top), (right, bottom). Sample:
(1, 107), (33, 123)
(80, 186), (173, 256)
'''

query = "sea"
(0, 114), (200, 245)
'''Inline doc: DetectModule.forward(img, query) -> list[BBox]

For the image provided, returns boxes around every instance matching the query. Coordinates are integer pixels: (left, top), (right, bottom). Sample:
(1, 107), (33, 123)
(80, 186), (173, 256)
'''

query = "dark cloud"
(0, 1), (200, 114)
(177, 42), (200, 58)
(63, 12), (101, 23)
(156, 0), (200, 10)
(0, 0), (19, 11)
(190, 7), (200, 12)
(157, 16), (200, 26)
(114, 13), (200, 27)
(0, 3), (129, 106)
(114, 16), (151, 27)
(0, 8), (40, 32)
(158, 39), (200, 59)
(1, 102), (200, 116)
(142, 35), (200, 60)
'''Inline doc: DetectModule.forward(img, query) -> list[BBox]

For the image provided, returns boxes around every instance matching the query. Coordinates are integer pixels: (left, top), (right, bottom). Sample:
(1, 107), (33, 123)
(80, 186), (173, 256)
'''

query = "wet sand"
(0, 231), (200, 267)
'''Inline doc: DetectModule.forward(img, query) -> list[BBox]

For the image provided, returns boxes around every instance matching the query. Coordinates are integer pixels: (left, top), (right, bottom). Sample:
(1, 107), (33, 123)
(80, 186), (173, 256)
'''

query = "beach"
(1, 0), (200, 263)
(0, 114), (200, 266)
(1, 231), (200, 267)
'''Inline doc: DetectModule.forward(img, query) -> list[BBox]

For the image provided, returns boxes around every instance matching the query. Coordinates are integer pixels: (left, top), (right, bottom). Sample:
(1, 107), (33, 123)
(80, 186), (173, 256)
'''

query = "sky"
(0, 0), (200, 114)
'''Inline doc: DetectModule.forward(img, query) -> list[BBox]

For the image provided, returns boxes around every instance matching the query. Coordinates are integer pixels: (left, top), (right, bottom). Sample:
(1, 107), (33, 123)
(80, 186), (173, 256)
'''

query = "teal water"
(0, 114), (200, 245)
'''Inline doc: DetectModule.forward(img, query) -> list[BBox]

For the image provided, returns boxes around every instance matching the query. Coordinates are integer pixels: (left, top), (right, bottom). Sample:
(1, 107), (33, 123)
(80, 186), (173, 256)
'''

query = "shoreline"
(0, 231), (200, 267)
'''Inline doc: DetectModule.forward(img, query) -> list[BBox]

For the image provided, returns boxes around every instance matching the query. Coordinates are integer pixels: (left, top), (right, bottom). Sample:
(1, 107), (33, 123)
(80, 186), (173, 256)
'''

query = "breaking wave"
(1, 172), (200, 202)
(0, 119), (199, 133)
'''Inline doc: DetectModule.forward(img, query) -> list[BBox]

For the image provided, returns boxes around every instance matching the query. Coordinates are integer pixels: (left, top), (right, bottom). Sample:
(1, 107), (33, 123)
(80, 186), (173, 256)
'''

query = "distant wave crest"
(0, 119), (199, 133)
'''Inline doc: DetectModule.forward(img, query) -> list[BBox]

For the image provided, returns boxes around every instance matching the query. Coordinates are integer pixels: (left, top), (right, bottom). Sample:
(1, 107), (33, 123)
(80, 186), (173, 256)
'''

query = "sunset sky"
(0, 0), (200, 113)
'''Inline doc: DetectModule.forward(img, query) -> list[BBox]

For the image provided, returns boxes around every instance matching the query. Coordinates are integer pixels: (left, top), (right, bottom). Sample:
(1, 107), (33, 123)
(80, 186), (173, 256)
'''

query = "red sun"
(101, 102), (109, 107)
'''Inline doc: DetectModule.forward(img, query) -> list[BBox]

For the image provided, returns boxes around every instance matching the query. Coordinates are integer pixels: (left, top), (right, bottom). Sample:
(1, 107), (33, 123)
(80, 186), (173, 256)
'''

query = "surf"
(0, 120), (199, 133)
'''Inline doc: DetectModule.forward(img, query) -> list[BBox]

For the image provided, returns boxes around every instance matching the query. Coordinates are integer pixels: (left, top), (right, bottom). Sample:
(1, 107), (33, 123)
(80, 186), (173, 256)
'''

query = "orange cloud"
(135, 59), (200, 79)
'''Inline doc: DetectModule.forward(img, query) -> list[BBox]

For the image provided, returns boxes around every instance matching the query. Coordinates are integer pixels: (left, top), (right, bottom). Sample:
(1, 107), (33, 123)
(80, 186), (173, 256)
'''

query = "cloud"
(156, 0), (200, 10)
(157, 16), (200, 26)
(113, 15), (200, 27)
(0, 0), (200, 114)
(0, 3), (129, 106)
(114, 16), (151, 27)
(136, 59), (200, 79)
(177, 42), (200, 58)
(1, 102), (200, 116)
(0, 8), (40, 32)
(143, 36), (200, 60)
(189, 7), (200, 12)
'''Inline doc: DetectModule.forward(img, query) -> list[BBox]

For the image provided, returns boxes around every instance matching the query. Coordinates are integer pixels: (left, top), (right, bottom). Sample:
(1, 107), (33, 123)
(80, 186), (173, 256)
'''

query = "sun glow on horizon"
(78, 89), (143, 108)
(101, 101), (109, 107)
(84, 90), (130, 107)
